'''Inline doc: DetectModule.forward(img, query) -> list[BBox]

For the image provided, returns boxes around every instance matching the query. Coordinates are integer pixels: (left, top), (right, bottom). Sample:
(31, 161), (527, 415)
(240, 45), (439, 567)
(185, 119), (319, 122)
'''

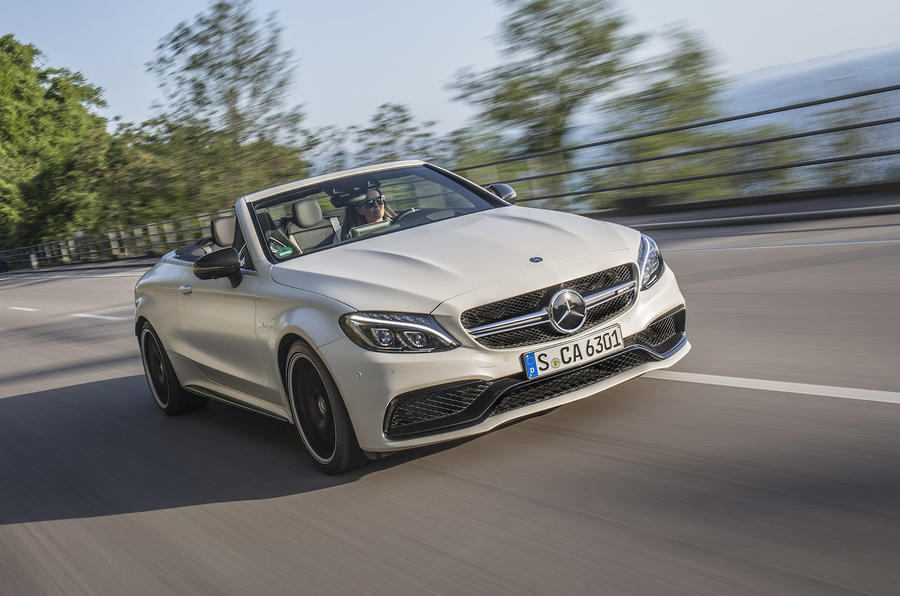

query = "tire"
(285, 340), (365, 474)
(139, 323), (208, 415)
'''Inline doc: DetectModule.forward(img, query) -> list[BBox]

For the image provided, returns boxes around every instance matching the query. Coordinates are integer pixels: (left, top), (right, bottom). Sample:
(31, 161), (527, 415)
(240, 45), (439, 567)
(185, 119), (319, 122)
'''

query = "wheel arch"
(277, 332), (307, 387)
(135, 315), (149, 337)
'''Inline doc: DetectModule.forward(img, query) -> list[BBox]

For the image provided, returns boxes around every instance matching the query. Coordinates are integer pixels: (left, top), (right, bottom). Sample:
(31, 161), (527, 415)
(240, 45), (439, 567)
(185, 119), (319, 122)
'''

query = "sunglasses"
(362, 194), (385, 208)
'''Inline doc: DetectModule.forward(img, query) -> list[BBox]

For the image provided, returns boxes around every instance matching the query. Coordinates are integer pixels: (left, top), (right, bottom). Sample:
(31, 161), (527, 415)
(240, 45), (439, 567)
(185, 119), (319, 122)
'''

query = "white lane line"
(665, 238), (900, 252)
(0, 272), (143, 289)
(0, 279), (55, 289)
(84, 272), (146, 278)
(644, 370), (900, 405)
(8, 306), (39, 312)
(69, 313), (127, 321)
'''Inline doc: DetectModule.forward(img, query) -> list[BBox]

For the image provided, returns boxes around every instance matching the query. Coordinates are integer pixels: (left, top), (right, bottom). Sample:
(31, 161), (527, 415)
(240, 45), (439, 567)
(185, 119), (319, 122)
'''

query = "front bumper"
(320, 265), (689, 452)
(385, 307), (685, 439)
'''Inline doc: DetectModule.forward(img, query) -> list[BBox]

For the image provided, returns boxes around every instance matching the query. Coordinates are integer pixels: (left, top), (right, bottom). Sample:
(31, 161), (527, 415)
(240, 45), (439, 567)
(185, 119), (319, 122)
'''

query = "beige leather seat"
(211, 215), (235, 249)
(285, 199), (339, 251)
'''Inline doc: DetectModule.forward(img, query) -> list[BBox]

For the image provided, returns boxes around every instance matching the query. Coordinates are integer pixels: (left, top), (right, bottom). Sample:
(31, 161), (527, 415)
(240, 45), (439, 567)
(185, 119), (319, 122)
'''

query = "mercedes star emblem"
(547, 289), (587, 334)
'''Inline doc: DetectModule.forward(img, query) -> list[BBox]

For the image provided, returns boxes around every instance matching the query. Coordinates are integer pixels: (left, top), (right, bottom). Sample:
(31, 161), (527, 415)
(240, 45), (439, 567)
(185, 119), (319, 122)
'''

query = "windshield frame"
(249, 164), (510, 264)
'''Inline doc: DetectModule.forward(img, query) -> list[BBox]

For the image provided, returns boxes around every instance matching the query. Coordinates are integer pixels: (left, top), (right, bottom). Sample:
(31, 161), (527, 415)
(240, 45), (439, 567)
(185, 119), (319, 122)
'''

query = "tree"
(599, 28), (805, 206)
(451, 0), (641, 154)
(147, 0), (304, 145)
(813, 98), (884, 185)
(599, 28), (727, 203)
(353, 103), (444, 164)
(305, 125), (354, 174)
(137, 0), (309, 219)
(0, 35), (111, 247)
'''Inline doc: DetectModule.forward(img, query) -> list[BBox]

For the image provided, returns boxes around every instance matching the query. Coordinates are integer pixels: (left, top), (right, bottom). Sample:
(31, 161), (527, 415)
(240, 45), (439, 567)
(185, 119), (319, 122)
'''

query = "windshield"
(251, 165), (502, 261)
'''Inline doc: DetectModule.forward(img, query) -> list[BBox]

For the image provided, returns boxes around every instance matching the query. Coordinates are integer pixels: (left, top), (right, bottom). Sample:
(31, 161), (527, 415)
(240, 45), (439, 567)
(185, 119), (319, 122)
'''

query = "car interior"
(191, 166), (506, 265)
(173, 214), (254, 269)
(278, 199), (341, 252)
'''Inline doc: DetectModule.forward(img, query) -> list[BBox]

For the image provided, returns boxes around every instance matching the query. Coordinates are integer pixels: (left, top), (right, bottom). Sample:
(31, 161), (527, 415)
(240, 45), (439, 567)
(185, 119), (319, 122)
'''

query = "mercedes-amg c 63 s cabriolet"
(135, 161), (689, 473)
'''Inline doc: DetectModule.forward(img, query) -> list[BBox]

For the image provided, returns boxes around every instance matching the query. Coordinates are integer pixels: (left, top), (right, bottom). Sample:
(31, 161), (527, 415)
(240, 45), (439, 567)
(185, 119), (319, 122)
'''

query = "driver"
(341, 187), (393, 238)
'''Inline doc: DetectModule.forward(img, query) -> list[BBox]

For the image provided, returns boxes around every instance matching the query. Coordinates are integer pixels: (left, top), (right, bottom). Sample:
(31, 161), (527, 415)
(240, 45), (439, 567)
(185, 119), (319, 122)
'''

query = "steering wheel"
(391, 207), (419, 224)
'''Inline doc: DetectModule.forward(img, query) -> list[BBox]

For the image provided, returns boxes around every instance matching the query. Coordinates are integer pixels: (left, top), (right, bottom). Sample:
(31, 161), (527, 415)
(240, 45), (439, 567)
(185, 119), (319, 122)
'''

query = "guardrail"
(3, 84), (899, 270)
(455, 83), (900, 207)
(1, 210), (230, 271)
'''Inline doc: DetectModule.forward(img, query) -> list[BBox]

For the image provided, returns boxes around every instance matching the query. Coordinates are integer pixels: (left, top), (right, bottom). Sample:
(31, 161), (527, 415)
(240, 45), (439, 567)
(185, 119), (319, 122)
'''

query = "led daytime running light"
(638, 234), (664, 290)
(340, 312), (459, 353)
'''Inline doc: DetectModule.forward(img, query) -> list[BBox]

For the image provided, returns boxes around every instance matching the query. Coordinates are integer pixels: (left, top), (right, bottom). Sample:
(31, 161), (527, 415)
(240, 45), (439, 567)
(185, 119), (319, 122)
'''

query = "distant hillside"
(563, 45), (900, 186)
(724, 44), (900, 121)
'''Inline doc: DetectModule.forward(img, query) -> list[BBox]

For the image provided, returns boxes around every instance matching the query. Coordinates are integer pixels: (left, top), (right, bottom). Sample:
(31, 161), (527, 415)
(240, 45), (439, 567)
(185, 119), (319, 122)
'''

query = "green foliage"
(306, 103), (455, 175)
(304, 125), (354, 174)
(452, 0), (641, 153)
(116, 0), (308, 226)
(352, 103), (442, 164)
(813, 99), (880, 185)
(1, 1), (310, 250)
(597, 29), (727, 204)
(109, 119), (305, 224)
(147, 0), (303, 145)
(0, 34), (111, 247)
(3, 0), (868, 252)
(597, 28), (805, 207)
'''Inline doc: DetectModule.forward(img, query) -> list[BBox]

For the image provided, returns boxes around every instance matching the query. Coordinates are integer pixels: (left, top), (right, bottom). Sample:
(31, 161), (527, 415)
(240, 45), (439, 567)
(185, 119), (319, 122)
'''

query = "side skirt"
(185, 384), (292, 423)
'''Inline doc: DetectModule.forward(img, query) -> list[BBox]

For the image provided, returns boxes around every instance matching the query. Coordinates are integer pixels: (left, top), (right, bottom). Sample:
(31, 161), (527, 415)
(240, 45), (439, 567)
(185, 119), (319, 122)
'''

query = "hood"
(271, 206), (638, 312)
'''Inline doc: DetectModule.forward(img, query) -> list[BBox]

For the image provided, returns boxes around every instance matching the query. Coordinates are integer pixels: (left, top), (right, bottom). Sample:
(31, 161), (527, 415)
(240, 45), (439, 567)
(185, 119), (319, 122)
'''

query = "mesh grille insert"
(388, 380), (491, 432)
(632, 316), (677, 348)
(491, 350), (654, 416)
(461, 264), (634, 350)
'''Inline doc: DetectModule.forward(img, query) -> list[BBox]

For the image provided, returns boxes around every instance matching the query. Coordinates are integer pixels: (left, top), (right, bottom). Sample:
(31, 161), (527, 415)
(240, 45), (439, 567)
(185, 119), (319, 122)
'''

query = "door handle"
(179, 285), (193, 295)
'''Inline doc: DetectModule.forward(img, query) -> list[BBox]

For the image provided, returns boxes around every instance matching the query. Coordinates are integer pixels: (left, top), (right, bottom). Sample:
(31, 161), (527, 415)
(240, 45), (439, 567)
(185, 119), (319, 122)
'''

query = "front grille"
(490, 350), (653, 416)
(473, 292), (634, 349)
(461, 264), (635, 350)
(584, 292), (634, 328)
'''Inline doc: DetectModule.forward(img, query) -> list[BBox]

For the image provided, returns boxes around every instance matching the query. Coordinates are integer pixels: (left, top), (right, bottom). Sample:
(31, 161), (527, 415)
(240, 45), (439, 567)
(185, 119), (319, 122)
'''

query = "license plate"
(522, 324), (624, 379)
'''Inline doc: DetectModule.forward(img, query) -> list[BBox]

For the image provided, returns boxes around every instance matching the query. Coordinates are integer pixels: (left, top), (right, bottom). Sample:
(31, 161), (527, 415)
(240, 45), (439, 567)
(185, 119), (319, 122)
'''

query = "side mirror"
(194, 247), (242, 287)
(486, 183), (517, 203)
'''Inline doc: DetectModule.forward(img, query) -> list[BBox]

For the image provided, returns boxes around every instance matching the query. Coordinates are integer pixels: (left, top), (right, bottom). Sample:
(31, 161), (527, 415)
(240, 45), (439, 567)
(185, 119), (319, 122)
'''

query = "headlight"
(637, 234), (664, 290)
(339, 312), (459, 353)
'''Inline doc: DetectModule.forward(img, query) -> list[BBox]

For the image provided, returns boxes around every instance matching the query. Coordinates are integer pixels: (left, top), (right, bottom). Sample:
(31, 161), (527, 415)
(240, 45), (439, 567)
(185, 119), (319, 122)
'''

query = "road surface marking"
(69, 313), (127, 321)
(666, 238), (900, 252)
(0, 279), (53, 289)
(0, 271), (144, 289)
(645, 370), (900, 405)
(8, 307), (38, 312)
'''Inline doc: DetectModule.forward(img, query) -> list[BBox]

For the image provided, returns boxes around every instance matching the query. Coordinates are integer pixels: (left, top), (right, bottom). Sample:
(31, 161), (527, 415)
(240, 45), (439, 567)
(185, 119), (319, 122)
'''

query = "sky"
(3, 0), (900, 133)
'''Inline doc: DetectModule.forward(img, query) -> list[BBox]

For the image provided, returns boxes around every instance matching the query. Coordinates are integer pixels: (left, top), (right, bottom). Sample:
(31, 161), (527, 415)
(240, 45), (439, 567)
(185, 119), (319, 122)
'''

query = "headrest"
(293, 199), (324, 228)
(211, 216), (235, 247)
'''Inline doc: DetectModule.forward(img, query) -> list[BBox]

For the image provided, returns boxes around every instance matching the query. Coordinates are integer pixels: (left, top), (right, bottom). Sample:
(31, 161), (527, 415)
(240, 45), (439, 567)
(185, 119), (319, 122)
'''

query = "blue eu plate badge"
(523, 352), (538, 378)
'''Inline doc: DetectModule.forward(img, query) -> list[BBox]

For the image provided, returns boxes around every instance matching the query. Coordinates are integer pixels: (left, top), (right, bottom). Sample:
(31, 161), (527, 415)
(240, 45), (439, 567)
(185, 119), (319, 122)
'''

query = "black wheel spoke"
(142, 330), (169, 407)
(291, 356), (336, 462)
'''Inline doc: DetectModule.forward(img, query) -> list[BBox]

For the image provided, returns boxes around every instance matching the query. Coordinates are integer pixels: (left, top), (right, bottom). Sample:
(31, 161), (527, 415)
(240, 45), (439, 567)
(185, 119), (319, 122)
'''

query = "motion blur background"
(2, 4), (900, 592)
(2, 0), (899, 259)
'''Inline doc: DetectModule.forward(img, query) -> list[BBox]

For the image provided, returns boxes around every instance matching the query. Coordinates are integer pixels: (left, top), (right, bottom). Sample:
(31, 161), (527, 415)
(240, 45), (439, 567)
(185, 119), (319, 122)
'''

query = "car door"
(176, 232), (279, 404)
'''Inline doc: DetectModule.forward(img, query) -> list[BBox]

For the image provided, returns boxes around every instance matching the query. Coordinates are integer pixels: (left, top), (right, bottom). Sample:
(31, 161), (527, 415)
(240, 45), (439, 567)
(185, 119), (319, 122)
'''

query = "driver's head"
(356, 188), (386, 223)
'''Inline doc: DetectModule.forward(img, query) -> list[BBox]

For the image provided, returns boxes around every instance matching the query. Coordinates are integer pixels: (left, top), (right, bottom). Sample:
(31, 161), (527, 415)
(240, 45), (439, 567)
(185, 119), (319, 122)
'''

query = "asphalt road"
(1, 214), (899, 595)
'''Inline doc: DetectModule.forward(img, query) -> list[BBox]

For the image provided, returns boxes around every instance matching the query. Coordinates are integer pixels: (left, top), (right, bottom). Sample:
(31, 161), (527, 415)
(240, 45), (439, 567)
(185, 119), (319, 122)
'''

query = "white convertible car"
(135, 161), (689, 473)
